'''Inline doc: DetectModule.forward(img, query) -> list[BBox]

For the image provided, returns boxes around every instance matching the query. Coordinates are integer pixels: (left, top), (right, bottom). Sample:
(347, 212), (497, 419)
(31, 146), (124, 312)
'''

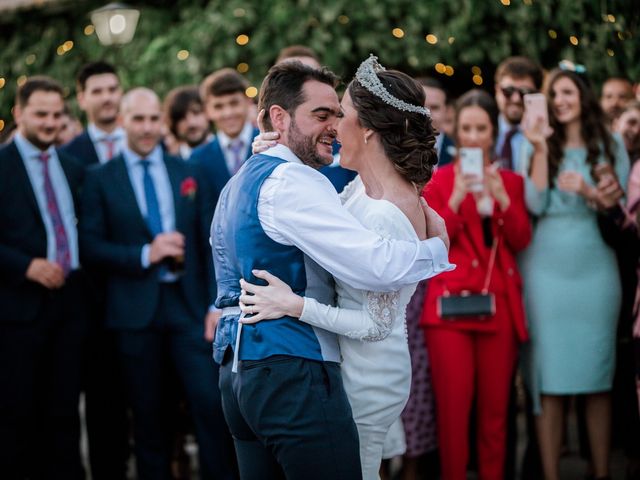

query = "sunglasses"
(500, 86), (537, 98)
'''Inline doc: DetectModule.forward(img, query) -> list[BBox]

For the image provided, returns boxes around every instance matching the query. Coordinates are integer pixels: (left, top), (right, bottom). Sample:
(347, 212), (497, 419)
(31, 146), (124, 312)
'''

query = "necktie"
(499, 127), (518, 170)
(140, 159), (163, 236)
(229, 139), (244, 174)
(103, 137), (115, 161)
(39, 152), (72, 275)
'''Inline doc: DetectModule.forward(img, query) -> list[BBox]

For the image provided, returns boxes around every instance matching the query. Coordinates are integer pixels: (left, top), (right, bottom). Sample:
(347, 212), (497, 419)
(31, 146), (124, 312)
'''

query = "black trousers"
(219, 349), (362, 480)
(115, 283), (234, 480)
(0, 272), (88, 480)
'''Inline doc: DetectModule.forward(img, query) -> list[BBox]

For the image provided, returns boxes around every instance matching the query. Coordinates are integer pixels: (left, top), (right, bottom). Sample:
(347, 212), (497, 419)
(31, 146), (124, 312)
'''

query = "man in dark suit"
(60, 60), (129, 480)
(60, 61), (124, 166)
(0, 76), (88, 479)
(417, 77), (455, 166)
(80, 88), (234, 480)
(190, 68), (259, 207)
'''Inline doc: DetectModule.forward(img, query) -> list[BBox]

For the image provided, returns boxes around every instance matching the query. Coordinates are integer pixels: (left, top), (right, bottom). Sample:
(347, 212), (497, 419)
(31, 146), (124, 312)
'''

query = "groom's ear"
(268, 105), (289, 133)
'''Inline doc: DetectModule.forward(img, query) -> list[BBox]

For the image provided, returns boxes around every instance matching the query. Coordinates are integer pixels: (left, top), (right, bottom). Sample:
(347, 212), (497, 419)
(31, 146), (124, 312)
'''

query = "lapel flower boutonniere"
(180, 177), (197, 199)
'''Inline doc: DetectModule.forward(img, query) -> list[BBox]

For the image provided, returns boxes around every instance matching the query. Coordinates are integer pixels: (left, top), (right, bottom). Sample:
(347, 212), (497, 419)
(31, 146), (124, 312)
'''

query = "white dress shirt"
(88, 123), (125, 164)
(15, 133), (80, 270)
(257, 144), (454, 292)
(216, 122), (255, 174)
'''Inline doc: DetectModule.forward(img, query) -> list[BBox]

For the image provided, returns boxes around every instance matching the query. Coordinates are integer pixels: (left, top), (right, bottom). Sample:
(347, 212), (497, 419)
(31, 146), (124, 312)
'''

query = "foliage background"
(0, 0), (638, 129)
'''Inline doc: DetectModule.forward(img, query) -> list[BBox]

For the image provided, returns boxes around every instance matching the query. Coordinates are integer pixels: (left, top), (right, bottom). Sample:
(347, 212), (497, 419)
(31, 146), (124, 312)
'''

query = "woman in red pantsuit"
(420, 90), (531, 480)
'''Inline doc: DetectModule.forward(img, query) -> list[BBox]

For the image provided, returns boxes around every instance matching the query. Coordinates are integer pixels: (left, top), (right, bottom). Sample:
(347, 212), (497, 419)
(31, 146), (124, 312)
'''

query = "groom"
(211, 62), (452, 479)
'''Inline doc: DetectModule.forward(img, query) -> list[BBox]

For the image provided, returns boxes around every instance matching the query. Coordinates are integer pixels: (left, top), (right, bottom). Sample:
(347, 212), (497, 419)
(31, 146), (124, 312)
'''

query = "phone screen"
(459, 147), (483, 192)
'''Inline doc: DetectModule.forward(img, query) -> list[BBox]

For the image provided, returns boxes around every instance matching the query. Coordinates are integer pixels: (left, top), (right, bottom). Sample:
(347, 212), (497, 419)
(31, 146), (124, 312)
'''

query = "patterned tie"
(39, 152), (72, 275)
(499, 127), (518, 170)
(229, 139), (244, 174)
(140, 159), (163, 236)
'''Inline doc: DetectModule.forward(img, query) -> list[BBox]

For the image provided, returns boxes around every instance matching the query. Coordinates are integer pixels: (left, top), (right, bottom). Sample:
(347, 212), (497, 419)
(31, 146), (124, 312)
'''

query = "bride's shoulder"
(358, 198), (415, 240)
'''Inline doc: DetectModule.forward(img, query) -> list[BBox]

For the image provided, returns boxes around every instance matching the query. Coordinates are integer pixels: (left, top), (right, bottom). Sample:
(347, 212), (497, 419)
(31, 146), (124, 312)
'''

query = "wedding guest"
(79, 88), (235, 480)
(61, 61), (124, 166)
(421, 89), (531, 480)
(190, 68), (259, 209)
(0, 76), (89, 479)
(494, 56), (543, 172)
(600, 76), (634, 126)
(521, 65), (630, 480)
(417, 77), (455, 165)
(60, 60), (130, 480)
(276, 44), (321, 69)
(55, 104), (82, 146)
(613, 101), (640, 162)
(163, 85), (211, 160)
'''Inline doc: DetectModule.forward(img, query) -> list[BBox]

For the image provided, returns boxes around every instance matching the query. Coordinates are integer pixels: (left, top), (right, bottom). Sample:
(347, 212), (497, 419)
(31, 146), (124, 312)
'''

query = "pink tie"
(39, 152), (72, 275)
(104, 138), (115, 161)
(229, 139), (244, 174)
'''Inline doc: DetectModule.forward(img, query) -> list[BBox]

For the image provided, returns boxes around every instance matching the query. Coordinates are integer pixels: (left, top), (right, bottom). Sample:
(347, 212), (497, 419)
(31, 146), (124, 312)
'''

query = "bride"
(239, 55), (443, 479)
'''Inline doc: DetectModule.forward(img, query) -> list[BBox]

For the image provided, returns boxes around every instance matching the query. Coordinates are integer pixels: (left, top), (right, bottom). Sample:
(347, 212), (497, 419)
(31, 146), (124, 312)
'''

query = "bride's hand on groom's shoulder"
(252, 109), (280, 154)
(420, 198), (450, 252)
(239, 270), (304, 324)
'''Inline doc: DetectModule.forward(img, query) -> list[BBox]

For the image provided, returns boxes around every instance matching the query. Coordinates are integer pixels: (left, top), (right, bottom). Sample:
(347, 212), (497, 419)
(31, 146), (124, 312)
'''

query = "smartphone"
(459, 147), (483, 192)
(523, 93), (549, 132)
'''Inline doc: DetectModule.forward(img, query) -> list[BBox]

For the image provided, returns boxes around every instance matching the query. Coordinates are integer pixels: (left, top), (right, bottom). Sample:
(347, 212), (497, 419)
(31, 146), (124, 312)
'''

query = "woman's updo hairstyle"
(348, 70), (438, 189)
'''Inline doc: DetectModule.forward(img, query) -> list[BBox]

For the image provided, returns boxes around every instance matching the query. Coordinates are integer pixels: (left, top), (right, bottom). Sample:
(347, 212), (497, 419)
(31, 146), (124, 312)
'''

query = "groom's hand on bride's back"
(420, 198), (450, 252)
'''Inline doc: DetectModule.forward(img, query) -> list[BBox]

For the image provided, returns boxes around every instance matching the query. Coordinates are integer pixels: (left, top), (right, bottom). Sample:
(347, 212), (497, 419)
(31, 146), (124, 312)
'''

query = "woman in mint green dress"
(520, 67), (629, 480)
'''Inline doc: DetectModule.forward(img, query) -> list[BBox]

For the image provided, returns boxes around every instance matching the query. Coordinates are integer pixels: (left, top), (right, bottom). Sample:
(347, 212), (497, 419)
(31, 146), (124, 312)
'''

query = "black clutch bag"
(437, 292), (496, 320)
(436, 236), (499, 321)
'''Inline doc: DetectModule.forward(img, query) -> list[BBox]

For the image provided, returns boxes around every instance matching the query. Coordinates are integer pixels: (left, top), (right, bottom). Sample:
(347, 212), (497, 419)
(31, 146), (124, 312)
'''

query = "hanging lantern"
(90, 3), (140, 46)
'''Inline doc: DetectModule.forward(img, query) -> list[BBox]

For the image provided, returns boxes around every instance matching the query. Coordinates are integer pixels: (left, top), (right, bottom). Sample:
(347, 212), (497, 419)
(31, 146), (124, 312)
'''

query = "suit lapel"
(112, 155), (151, 236)
(9, 142), (42, 221)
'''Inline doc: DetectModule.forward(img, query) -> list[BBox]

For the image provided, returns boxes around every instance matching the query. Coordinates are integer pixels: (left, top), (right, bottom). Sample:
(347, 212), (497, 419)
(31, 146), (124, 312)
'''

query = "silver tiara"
(355, 54), (430, 117)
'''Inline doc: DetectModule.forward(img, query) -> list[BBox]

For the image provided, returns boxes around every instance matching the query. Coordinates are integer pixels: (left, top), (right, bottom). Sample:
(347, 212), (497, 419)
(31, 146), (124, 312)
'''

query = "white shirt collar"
(121, 144), (163, 169)
(14, 132), (56, 160)
(88, 123), (125, 142)
(260, 143), (305, 166)
(217, 122), (254, 150)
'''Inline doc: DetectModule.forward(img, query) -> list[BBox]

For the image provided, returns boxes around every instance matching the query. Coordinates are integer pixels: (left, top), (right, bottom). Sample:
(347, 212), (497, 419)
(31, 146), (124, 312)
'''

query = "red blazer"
(420, 164), (531, 342)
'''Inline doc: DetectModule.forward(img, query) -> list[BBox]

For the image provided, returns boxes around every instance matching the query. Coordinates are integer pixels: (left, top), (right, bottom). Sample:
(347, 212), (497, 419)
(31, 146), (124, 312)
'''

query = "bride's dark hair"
(348, 70), (438, 189)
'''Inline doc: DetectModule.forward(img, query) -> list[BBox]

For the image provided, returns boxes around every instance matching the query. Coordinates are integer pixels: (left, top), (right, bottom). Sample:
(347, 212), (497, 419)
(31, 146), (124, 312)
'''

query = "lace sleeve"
(342, 291), (400, 341)
(299, 290), (400, 342)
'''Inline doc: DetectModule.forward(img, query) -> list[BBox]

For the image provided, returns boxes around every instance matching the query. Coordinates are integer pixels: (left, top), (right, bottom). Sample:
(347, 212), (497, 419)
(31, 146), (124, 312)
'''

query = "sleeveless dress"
(298, 177), (417, 479)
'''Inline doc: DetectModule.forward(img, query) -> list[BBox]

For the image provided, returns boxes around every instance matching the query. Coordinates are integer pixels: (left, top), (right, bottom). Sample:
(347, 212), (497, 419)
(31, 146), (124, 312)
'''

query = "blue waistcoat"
(211, 154), (338, 364)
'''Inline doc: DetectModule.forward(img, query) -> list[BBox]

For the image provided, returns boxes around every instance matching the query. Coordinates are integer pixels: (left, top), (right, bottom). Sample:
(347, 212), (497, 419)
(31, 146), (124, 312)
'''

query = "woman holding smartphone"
(521, 66), (630, 480)
(420, 89), (531, 480)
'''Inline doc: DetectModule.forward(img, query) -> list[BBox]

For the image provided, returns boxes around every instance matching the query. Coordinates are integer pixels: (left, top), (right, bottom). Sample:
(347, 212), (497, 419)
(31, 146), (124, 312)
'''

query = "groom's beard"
(287, 118), (332, 170)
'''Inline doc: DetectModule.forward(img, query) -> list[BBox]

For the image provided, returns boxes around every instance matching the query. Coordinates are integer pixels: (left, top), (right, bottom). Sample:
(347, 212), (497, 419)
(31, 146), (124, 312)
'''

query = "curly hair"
(545, 69), (615, 182)
(348, 70), (438, 189)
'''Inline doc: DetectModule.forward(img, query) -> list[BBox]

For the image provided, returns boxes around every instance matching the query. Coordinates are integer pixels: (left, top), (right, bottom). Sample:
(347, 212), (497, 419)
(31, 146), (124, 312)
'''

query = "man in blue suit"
(60, 60), (129, 480)
(0, 76), (88, 479)
(190, 68), (260, 209)
(80, 88), (234, 480)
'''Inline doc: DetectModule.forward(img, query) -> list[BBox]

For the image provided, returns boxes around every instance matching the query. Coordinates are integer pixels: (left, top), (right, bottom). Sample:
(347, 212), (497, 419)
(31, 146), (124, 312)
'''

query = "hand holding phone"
(523, 93), (550, 134)
(459, 147), (484, 192)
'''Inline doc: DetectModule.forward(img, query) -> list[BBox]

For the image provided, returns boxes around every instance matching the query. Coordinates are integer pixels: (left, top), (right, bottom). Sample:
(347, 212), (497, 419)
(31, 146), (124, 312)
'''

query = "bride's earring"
(364, 136), (368, 145)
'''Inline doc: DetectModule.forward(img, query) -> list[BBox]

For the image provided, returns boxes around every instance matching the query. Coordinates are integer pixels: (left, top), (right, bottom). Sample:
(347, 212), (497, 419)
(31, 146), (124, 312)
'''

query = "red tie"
(39, 152), (72, 275)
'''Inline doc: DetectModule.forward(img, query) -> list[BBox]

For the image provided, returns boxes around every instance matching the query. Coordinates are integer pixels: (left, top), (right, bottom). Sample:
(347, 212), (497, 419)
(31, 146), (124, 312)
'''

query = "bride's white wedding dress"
(298, 177), (418, 479)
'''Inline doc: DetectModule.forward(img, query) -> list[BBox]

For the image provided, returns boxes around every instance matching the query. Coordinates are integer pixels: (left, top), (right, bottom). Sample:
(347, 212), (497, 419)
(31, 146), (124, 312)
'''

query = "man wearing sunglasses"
(494, 56), (543, 172)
